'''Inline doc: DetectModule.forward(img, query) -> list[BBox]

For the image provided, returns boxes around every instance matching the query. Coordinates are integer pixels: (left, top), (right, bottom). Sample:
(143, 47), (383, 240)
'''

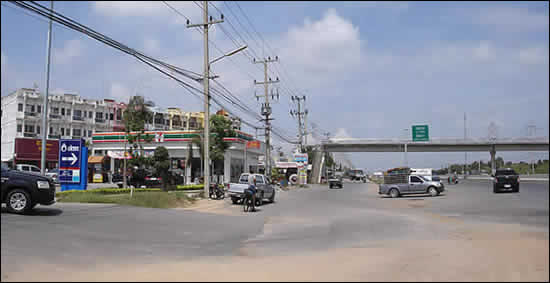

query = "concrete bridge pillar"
(490, 145), (496, 175)
(310, 149), (323, 184)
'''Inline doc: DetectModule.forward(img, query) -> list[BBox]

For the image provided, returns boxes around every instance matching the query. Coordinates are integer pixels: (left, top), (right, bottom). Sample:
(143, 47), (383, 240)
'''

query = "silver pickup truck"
(227, 173), (276, 205)
(379, 175), (444, 198)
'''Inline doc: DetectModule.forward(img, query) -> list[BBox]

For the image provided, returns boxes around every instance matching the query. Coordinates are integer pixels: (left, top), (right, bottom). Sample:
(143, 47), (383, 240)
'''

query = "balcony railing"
(73, 116), (84, 121)
(25, 111), (38, 117)
(23, 132), (37, 138)
(48, 134), (61, 139)
(95, 118), (105, 123)
(49, 114), (61, 119)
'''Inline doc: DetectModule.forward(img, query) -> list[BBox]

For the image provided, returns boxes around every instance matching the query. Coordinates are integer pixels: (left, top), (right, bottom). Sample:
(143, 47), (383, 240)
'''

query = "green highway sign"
(412, 125), (429, 141)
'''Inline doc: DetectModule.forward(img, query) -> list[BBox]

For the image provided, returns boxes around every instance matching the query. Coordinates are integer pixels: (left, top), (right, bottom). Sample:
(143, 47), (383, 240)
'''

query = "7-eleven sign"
(155, 132), (164, 143)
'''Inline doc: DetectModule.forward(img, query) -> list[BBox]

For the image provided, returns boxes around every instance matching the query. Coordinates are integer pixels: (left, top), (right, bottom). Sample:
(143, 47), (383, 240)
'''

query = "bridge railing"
(321, 136), (549, 145)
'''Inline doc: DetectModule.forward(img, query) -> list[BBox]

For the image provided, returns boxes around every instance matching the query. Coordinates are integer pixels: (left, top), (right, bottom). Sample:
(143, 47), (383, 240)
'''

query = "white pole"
(40, 0), (53, 175)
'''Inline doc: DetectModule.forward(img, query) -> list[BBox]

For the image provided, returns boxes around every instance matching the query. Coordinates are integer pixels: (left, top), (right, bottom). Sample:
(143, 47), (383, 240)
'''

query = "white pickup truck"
(227, 173), (276, 205)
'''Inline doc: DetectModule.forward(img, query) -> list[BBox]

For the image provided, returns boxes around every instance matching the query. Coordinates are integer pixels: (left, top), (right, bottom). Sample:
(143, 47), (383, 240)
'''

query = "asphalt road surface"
(2, 180), (548, 281)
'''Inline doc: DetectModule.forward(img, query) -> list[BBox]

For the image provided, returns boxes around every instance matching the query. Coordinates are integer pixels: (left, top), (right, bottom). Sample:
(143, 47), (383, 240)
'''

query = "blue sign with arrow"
(59, 139), (82, 183)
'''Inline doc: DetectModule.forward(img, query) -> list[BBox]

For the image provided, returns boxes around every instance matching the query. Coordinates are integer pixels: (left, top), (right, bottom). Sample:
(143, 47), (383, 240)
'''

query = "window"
(410, 176), (423, 183)
(31, 166), (40, 173)
(110, 113), (114, 120)
(61, 128), (65, 136)
(88, 130), (92, 137)
(25, 125), (34, 133)
(74, 109), (81, 117)
(17, 124), (22, 133)
(37, 105), (41, 113)
(67, 109), (71, 116)
(22, 166), (30, 171)
(37, 126), (40, 134)
(50, 127), (53, 135)
(18, 103), (23, 112)
(116, 109), (122, 120)
(96, 112), (103, 119)
(256, 175), (265, 184)
(29, 105), (35, 112)
(52, 107), (59, 114)
(89, 111), (93, 118)
(61, 108), (65, 115)
(73, 129), (81, 137)
(239, 174), (249, 183)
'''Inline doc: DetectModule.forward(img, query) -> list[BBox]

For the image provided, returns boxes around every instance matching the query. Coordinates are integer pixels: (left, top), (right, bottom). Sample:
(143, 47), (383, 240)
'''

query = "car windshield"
(496, 169), (517, 176)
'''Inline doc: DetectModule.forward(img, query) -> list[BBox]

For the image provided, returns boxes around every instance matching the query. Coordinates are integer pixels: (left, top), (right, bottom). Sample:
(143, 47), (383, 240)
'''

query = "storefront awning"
(88, 156), (105, 164)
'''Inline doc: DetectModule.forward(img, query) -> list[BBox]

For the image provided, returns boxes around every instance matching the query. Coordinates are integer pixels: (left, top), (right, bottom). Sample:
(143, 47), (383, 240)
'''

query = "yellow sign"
(93, 173), (103, 183)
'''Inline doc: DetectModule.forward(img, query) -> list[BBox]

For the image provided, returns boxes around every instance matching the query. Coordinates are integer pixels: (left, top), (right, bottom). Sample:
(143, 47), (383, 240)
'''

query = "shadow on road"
(379, 193), (446, 199)
(1, 206), (63, 216)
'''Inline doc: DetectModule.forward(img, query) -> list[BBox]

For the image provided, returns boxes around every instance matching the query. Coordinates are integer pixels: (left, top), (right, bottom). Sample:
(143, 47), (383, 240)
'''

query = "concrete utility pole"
(40, 0), (53, 175)
(303, 99), (308, 146)
(254, 57), (279, 178)
(187, 1), (224, 197)
(290, 95), (306, 152)
(464, 112), (467, 178)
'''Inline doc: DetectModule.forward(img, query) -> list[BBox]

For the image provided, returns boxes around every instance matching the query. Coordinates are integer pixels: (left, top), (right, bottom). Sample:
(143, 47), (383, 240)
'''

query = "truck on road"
(227, 173), (276, 205)
(379, 168), (444, 198)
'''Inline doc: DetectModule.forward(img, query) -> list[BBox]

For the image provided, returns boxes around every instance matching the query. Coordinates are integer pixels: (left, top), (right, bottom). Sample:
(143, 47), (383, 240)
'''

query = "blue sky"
(1, 1), (548, 171)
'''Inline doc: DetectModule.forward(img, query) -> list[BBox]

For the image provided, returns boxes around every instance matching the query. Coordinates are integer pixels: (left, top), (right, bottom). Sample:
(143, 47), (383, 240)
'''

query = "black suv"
(493, 168), (520, 193)
(1, 163), (56, 214)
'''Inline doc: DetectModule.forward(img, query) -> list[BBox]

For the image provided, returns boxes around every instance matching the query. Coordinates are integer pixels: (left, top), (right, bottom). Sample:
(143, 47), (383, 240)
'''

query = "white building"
(1, 87), (126, 163)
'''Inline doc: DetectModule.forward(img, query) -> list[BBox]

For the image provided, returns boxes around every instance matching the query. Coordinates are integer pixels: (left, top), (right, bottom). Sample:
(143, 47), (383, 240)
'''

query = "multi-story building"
(1, 87), (126, 165)
(216, 109), (242, 130)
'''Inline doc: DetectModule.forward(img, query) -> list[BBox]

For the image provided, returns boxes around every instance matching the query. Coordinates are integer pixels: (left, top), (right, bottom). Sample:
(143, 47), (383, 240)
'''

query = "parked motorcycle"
(209, 182), (225, 200)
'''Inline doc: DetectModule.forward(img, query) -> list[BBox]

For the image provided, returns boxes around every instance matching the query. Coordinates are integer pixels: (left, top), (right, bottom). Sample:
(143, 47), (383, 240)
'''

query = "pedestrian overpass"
(309, 137), (549, 183)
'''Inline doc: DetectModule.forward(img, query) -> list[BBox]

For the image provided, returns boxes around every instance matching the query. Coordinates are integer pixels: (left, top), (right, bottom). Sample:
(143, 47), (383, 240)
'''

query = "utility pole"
(290, 95), (306, 152)
(186, 1), (224, 197)
(303, 99), (308, 146)
(254, 56), (279, 178)
(464, 112), (467, 178)
(40, 0), (53, 175)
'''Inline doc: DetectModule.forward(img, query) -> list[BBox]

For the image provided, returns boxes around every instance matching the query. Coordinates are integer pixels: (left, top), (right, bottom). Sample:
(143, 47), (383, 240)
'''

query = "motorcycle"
(209, 182), (225, 200)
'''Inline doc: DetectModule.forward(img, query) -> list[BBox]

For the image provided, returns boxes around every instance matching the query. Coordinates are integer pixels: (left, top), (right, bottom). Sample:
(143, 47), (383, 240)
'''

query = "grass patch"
(57, 191), (196, 208)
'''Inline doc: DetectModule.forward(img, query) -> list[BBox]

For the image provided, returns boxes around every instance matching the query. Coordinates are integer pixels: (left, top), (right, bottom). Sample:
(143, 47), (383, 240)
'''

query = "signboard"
(412, 125), (429, 142)
(59, 139), (82, 183)
(246, 140), (260, 149)
(14, 138), (59, 161)
(294, 153), (308, 163)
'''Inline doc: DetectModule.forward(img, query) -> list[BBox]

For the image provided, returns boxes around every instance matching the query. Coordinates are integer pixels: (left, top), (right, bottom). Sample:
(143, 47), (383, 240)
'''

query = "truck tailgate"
(228, 183), (248, 194)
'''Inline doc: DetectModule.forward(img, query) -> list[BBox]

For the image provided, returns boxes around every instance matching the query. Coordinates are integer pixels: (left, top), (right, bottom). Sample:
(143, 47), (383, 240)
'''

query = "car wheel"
(514, 186), (520, 193)
(428, 186), (439, 197)
(269, 190), (275, 203)
(389, 188), (400, 198)
(329, 184), (333, 189)
(6, 189), (32, 214)
(231, 197), (239, 204)
(493, 186), (499, 194)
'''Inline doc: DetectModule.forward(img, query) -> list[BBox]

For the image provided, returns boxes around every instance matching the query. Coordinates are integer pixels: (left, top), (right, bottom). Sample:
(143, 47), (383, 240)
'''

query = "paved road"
(2, 180), (548, 281)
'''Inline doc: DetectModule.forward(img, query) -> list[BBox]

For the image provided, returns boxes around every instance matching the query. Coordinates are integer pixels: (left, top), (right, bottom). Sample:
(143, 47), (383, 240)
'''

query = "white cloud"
(333, 128), (353, 139)
(474, 6), (549, 32)
(53, 39), (84, 65)
(519, 47), (549, 65)
(1, 50), (5, 73)
(109, 82), (132, 103)
(143, 38), (161, 54)
(472, 41), (495, 61)
(277, 8), (363, 78)
(93, 1), (203, 24)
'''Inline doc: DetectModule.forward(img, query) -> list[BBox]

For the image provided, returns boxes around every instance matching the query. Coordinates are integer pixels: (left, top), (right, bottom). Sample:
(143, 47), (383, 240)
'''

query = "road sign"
(294, 153), (308, 163)
(59, 139), (82, 183)
(412, 125), (429, 142)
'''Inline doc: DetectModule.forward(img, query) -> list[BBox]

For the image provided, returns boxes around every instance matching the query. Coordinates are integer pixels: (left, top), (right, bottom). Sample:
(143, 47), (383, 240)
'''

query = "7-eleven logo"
(155, 132), (164, 143)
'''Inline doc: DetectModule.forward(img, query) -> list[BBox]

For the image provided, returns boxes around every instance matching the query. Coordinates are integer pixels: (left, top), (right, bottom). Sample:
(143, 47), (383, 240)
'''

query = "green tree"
(186, 114), (235, 182)
(153, 146), (171, 191)
(123, 96), (154, 169)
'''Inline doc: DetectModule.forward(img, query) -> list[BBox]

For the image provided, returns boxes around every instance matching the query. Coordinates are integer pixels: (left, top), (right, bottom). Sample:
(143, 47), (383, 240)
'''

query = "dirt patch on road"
(5, 221), (547, 282)
(176, 198), (242, 216)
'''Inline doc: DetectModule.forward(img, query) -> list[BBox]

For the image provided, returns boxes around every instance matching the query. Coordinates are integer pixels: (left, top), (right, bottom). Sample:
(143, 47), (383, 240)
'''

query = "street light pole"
(40, 0), (53, 175)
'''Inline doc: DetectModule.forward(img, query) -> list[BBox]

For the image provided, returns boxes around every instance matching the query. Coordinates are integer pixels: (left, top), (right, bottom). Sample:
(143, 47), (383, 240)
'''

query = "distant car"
(1, 163), (56, 214)
(15, 164), (42, 175)
(328, 175), (343, 189)
(45, 168), (59, 183)
(379, 175), (444, 198)
(493, 168), (519, 193)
